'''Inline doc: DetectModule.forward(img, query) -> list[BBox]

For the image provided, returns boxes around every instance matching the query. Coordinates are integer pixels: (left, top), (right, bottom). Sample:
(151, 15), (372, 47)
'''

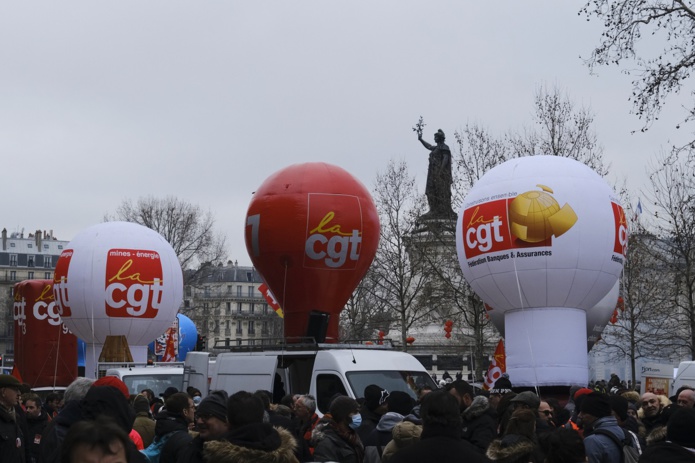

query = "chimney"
(1, 228), (6, 251)
(36, 229), (42, 250)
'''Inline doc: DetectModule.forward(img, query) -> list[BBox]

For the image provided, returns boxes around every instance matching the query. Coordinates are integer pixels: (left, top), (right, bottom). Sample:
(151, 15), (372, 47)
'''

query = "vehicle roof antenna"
(349, 341), (356, 364)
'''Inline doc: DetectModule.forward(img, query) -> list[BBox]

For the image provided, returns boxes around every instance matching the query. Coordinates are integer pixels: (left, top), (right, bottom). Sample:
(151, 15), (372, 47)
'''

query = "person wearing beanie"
(639, 407), (695, 462)
(132, 394), (155, 448)
(580, 392), (630, 463)
(357, 384), (388, 442)
(177, 390), (229, 463)
(202, 391), (299, 463)
(313, 395), (365, 463)
(489, 375), (513, 413)
(92, 375), (130, 399)
(363, 391), (415, 463)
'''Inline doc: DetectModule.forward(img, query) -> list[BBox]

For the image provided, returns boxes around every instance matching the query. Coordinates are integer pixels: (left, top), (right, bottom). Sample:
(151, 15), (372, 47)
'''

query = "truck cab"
(184, 342), (435, 415)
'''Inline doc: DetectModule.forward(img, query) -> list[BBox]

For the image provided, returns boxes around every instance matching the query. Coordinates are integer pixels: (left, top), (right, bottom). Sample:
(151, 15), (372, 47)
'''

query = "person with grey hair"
(39, 377), (95, 463)
(295, 394), (319, 459)
(63, 377), (95, 403)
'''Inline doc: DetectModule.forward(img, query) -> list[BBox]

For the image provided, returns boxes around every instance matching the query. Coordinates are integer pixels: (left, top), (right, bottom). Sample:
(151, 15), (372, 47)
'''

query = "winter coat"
(363, 412), (404, 463)
(357, 405), (383, 443)
(381, 416), (422, 463)
(203, 423), (299, 463)
(461, 395), (497, 453)
(133, 411), (155, 448)
(486, 434), (538, 463)
(639, 441), (695, 463)
(39, 399), (83, 463)
(154, 410), (193, 463)
(312, 420), (364, 463)
(0, 405), (27, 463)
(26, 411), (49, 463)
(584, 415), (625, 463)
(388, 424), (488, 463)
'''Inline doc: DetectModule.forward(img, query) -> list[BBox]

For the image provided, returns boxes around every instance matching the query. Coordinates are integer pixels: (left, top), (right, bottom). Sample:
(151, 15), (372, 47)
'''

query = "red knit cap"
(574, 387), (594, 400)
(93, 376), (130, 399)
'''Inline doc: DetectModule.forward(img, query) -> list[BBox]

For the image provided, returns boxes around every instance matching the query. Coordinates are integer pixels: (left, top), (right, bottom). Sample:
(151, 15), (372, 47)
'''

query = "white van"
(184, 344), (435, 415)
(104, 365), (184, 397)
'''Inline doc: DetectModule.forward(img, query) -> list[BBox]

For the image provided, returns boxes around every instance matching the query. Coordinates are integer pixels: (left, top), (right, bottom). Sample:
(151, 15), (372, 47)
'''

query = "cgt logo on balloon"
(53, 249), (73, 317)
(462, 185), (577, 264)
(304, 194), (363, 269)
(105, 249), (164, 318)
(14, 284), (69, 334)
(612, 201), (628, 260)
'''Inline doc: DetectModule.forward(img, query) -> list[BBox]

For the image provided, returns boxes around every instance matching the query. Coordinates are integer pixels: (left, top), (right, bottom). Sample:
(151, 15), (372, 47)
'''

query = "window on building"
(184, 300), (190, 308)
(250, 303), (254, 314)
(203, 303), (209, 310)
(246, 272), (252, 282)
(263, 304), (269, 315)
(44, 244), (49, 249)
(236, 285), (242, 296)
(263, 321), (269, 334)
(237, 302), (242, 313)
(28, 271), (34, 279)
(236, 338), (242, 346)
(27, 256), (35, 267)
(10, 271), (16, 281)
(27, 243), (33, 248)
(44, 256), (52, 268)
(10, 243), (15, 248)
(248, 339), (255, 346)
(185, 286), (192, 297)
(227, 285), (232, 293)
(226, 302), (231, 314)
(44, 272), (51, 279)
(248, 286), (254, 297)
(58, 245), (63, 249)
(204, 286), (210, 296)
(236, 322), (243, 335)
(248, 321), (255, 335)
(225, 320), (230, 330)
(9, 255), (17, 266)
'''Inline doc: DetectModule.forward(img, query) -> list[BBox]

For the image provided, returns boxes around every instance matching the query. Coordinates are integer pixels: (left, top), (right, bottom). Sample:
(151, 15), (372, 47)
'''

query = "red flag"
(483, 340), (506, 391)
(259, 282), (284, 318)
(161, 327), (177, 362)
(11, 365), (23, 383)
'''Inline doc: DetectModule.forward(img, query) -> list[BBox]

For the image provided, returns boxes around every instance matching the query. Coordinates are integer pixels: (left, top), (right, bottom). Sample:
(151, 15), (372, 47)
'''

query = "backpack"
(593, 428), (641, 463)
(140, 432), (174, 463)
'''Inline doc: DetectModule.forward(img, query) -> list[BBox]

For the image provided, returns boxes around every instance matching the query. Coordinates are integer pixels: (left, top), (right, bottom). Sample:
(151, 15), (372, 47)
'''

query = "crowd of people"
(1, 371), (695, 462)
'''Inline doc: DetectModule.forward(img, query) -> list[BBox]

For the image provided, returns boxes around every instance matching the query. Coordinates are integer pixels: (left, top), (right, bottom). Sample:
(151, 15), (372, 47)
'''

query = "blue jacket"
(584, 416), (625, 463)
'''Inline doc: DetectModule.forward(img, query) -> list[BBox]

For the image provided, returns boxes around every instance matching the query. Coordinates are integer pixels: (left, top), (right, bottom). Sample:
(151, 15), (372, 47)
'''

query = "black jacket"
(0, 405), (28, 463)
(25, 411), (49, 463)
(461, 396), (497, 453)
(389, 425), (488, 463)
(155, 411), (193, 462)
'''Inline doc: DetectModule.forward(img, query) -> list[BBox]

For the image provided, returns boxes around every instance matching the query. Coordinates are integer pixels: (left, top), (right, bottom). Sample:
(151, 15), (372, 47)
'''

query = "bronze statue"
(418, 129), (453, 219)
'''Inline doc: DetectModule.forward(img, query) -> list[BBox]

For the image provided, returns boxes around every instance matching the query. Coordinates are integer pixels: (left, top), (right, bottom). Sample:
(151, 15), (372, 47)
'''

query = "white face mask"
(193, 396), (202, 406)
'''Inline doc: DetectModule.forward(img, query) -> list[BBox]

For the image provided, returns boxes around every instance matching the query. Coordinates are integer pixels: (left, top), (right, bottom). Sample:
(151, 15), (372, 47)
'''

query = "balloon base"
(505, 307), (588, 387)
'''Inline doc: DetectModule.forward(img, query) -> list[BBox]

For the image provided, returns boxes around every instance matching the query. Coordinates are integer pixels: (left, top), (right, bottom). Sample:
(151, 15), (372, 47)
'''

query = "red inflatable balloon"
(13, 280), (77, 387)
(245, 163), (380, 342)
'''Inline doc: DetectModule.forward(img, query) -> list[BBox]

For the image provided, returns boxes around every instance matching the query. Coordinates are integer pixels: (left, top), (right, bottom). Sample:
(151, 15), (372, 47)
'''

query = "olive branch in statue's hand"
(413, 116), (426, 138)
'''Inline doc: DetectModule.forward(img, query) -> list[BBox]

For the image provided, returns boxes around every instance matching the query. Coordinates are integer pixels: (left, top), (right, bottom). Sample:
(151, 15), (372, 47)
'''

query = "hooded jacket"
(26, 409), (50, 463)
(486, 434), (538, 463)
(461, 395), (497, 453)
(154, 409), (193, 462)
(584, 415), (625, 463)
(39, 399), (83, 463)
(381, 417), (422, 463)
(363, 412), (404, 463)
(203, 422), (299, 463)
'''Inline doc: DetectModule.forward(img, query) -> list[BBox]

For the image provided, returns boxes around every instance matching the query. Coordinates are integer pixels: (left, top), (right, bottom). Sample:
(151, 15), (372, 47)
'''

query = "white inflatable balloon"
(456, 156), (626, 386)
(53, 222), (183, 346)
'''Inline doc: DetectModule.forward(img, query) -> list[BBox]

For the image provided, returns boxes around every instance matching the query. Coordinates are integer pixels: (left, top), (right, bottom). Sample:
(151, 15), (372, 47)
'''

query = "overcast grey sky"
(1, 1), (687, 266)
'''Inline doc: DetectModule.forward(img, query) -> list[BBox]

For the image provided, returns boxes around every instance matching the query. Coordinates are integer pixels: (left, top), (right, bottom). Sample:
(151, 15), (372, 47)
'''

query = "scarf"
(327, 419), (365, 463)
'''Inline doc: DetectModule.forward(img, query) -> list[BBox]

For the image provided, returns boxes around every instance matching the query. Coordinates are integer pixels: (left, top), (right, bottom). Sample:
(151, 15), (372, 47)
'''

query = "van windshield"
(346, 371), (437, 400)
(120, 374), (184, 396)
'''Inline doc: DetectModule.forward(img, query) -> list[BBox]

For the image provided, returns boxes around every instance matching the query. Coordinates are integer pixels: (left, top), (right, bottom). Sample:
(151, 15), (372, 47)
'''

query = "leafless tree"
(367, 160), (436, 350)
(581, 0), (695, 135)
(105, 195), (227, 273)
(646, 147), (695, 358)
(339, 267), (392, 340)
(507, 85), (609, 175)
(595, 229), (677, 385)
